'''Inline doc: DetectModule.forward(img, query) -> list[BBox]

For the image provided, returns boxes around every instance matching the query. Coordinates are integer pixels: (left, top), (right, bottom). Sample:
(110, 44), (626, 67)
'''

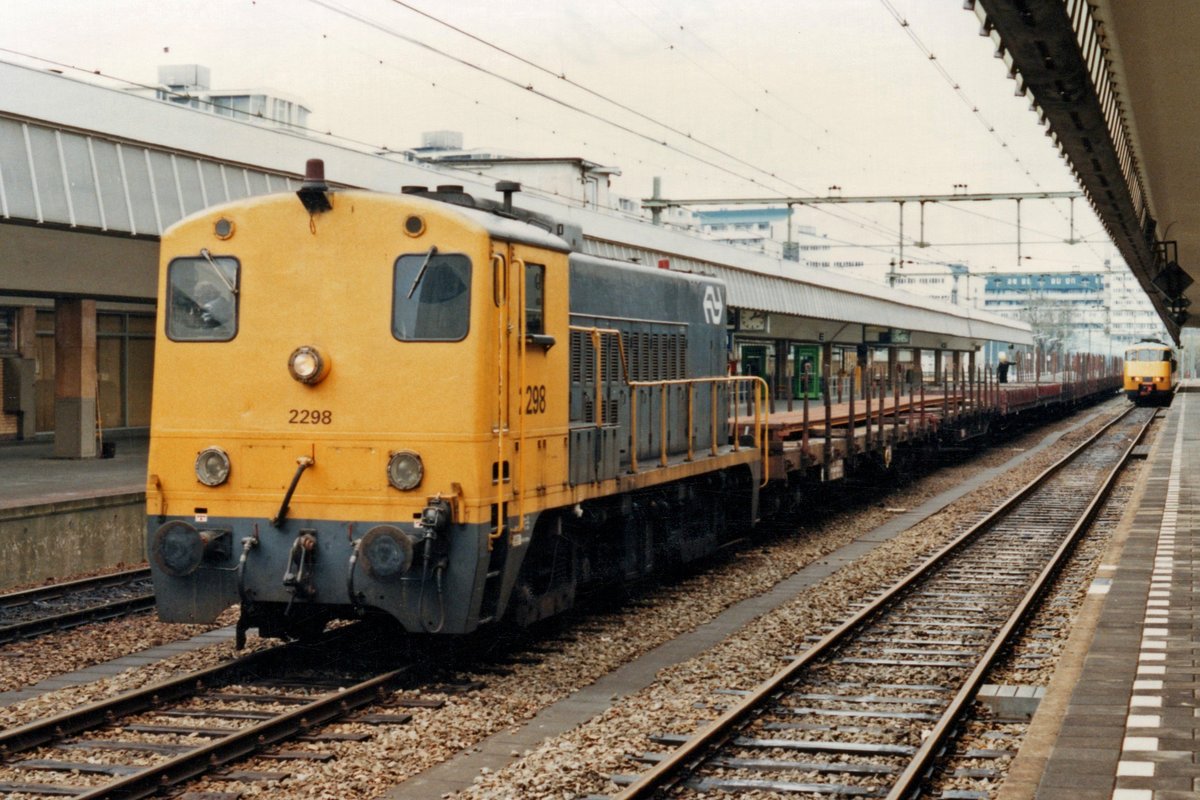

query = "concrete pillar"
(968, 350), (977, 406)
(15, 306), (37, 440)
(53, 298), (97, 458)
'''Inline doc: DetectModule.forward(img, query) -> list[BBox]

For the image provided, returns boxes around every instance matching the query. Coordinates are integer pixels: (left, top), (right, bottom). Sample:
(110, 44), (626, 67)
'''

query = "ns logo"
(702, 285), (724, 325)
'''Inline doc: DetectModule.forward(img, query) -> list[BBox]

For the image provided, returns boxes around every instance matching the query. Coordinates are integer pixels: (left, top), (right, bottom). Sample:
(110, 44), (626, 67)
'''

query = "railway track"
(610, 404), (1156, 799)
(0, 568), (155, 645)
(0, 627), (418, 798)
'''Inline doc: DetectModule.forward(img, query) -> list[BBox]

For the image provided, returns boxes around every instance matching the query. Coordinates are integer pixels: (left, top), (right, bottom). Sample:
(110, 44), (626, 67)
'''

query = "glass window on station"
(34, 311), (53, 433)
(0, 308), (17, 356)
(34, 310), (155, 433)
(99, 314), (155, 430)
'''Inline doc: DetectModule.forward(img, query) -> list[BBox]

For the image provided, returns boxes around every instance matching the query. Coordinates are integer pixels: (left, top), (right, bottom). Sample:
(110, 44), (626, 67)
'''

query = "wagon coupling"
(282, 531), (319, 598)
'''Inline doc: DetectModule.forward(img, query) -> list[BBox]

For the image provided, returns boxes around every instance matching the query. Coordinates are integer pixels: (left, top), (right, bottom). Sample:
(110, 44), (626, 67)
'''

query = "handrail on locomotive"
(569, 324), (769, 487)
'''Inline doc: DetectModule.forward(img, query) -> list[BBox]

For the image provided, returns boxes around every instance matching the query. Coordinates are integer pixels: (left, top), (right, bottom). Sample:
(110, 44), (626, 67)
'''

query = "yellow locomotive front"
(1123, 339), (1177, 405)
(146, 162), (570, 642)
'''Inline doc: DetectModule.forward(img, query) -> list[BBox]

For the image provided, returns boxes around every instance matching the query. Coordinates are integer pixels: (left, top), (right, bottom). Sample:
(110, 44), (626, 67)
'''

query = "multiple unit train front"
(146, 164), (764, 642)
(1123, 339), (1178, 405)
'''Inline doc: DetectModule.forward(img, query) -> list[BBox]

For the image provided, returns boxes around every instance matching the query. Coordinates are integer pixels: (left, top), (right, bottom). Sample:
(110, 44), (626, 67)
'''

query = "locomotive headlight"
(288, 345), (330, 384)
(387, 450), (423, 491)
(195, 446), (231, 487)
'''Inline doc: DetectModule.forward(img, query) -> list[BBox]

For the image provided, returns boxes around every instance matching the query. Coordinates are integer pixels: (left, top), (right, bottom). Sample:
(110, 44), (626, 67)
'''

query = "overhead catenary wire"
(381, 0), (1108, 273)
(247, 9), (722, 192)
(9, 4), (1063, 273)
(362, 0), (977, 263)
(308, 0), (796, 196)
(874, 0), (1107, 266)
(384, 0), (818, 195)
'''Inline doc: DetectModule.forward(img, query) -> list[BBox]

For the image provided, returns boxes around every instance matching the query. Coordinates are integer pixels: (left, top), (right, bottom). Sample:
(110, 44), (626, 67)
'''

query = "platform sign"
(864, 325), (911, 344)
(739, 309), (769, 332)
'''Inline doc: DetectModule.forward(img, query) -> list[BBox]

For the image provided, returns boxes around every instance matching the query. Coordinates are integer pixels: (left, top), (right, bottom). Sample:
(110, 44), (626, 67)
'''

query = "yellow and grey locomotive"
(146, 161), (765, 643)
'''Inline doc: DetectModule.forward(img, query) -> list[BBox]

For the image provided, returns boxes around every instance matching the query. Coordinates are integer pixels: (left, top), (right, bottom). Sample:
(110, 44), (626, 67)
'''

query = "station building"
(981, 269), (1168, 355)
(402, 130), (622, 211)
(131, 64), (312, 132)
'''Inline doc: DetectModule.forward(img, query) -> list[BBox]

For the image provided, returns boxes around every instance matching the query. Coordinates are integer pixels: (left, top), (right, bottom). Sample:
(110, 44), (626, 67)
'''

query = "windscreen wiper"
(406, 246), (439, 299)
(199, 248), (238, 295)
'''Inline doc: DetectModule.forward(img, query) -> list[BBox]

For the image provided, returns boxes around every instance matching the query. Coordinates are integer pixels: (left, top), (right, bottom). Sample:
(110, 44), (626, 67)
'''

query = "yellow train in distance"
(1123, 339), (1178, 405)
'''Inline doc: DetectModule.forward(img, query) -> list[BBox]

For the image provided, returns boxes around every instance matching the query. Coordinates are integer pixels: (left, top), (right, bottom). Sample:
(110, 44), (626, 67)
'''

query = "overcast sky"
(2, 0), (1122, 279)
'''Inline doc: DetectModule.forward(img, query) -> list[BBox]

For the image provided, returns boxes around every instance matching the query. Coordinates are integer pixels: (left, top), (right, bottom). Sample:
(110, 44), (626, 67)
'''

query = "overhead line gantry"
(642, 190), (1086, 287)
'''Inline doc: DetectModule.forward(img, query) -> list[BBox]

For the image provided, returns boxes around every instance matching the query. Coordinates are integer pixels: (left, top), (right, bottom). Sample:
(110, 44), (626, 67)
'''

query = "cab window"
(525, 262), (545, 335)
(166, 255), (239, 341)
(393, 251), (471, 341)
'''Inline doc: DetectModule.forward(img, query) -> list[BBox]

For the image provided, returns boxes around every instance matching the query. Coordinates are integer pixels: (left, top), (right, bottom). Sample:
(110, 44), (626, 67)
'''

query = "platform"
(0, 435), (148, 590)
(0, 435), (147, 510)
(1003, 383), (1200, 800)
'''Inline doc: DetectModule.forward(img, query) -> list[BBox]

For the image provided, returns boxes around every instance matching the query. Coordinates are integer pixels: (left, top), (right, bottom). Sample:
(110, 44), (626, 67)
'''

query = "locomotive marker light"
(296, 158), (332, 214)
(387, 450), (423, 491)
(404, 215), (425, 237)
(195, 446), (231, 487)
(288, 345), (330, 384)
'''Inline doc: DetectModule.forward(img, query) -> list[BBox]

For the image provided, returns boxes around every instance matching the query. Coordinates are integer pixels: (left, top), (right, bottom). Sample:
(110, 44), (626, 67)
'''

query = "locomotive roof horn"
(496, 180), (520, 214)
(297, 158), (333, 214)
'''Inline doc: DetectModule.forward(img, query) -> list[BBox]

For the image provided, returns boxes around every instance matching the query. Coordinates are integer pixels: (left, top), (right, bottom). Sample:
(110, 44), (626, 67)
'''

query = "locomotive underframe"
(147, 460), (761, 641)
(147, 513), (489, 636)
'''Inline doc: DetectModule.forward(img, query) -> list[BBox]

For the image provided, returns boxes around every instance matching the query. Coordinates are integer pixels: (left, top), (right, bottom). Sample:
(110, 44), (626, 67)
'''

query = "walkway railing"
(571, 326), (768, 484)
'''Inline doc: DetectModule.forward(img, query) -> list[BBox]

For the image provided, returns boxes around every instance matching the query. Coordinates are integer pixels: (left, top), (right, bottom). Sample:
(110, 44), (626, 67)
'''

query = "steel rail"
(0, 593), (156, 644)
(885, 405), (1154, 798)
(72, 667), (407, 800)
(0, 568), (151, 609)
(0, 628), (410, 800)
(0, 646), (285, 756)
(612, 403), (1149, 799)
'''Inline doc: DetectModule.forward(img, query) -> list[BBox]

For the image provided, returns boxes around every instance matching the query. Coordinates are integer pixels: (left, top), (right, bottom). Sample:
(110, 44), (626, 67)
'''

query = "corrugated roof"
(578, 233), (1033, 346)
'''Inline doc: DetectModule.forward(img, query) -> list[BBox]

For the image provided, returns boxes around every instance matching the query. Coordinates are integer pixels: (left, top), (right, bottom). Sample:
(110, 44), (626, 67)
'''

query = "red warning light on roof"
(658, 259), (670, 270)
